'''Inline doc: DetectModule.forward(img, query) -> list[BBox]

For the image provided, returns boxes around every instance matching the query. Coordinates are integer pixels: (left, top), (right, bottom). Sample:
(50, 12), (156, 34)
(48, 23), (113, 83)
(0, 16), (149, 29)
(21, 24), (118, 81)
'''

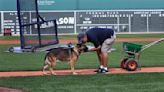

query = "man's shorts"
(101, 31), (116, 53)
(101, 38), (115, 53)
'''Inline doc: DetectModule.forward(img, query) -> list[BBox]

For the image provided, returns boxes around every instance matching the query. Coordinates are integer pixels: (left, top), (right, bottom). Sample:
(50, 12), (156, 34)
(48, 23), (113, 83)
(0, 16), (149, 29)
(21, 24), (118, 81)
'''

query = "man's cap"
(77, 32), (86, 44)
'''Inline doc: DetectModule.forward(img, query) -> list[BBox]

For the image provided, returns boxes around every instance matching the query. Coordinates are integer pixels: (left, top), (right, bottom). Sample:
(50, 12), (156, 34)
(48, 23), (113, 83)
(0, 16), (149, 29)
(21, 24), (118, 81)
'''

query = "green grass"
(0, 42), (163, 71)
(0, 34), (164, 92)
(0, 36), (20, 40)
(0, 73), (164, 92)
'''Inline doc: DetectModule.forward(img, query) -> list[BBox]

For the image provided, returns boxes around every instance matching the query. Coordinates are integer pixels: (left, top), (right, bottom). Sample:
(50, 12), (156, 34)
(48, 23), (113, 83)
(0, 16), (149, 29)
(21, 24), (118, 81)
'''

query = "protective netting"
(17, 0), (58, 49)
(23, 20), (58, 48)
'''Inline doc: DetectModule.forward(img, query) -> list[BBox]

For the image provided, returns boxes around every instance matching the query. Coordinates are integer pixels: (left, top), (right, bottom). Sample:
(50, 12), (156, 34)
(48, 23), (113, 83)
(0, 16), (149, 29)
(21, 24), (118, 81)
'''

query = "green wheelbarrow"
(120, 38), (164, 71)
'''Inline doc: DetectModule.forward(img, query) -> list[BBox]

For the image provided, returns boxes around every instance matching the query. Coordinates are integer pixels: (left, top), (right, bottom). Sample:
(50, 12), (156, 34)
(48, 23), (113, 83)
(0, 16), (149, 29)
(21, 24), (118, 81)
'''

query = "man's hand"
(83, 45), (89, 52)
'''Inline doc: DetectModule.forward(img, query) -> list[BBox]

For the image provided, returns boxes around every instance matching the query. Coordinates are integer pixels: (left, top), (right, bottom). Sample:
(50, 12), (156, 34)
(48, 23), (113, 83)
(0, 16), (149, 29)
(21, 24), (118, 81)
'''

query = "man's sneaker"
(96, 68), (109, 74)
(94, 68), (102, 72)
(101, 68), (109, 73)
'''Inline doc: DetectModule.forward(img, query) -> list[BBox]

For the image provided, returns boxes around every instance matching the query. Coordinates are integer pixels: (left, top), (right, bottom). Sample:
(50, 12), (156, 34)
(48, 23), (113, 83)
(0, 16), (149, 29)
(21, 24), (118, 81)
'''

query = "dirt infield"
(0, 67), (164, 77)
(0, 87), (23, 92)
(0, 67), (164, 92)
(0, 68), (163, 92)
(0, 38), (161, 44)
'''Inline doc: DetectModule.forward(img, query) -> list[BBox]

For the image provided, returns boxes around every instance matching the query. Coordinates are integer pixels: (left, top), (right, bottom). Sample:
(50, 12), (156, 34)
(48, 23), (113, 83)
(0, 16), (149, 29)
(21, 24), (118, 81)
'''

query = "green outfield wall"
(0, 0), (164, 35)
(0, 0), (164, 11)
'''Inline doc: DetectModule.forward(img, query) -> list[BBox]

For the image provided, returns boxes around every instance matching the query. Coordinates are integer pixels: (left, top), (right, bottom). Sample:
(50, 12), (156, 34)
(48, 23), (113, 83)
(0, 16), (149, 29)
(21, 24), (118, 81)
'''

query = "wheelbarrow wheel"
(120, 58), (128, 69)
(126, 60), (138, 71)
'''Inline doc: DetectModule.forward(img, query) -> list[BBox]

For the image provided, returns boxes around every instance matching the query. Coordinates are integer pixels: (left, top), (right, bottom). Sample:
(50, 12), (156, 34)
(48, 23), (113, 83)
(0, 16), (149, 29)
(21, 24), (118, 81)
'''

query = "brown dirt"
(0, 87), (23, 92)
(0, 38), (161, 44)
(0, 40), (20, 44)
(0, 67), (163, 92)
(0, 67), (164, 77)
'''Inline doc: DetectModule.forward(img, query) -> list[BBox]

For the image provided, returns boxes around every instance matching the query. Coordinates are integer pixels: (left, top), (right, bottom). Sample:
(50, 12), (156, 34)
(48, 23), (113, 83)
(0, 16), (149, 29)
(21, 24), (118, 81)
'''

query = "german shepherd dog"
(43, 43), (88, 75)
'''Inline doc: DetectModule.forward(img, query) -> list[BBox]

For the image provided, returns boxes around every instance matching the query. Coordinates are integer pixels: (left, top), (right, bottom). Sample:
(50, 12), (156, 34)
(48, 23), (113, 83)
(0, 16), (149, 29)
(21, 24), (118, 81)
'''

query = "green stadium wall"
(0, 0), (164, 35)
(0, 0), (164, 11)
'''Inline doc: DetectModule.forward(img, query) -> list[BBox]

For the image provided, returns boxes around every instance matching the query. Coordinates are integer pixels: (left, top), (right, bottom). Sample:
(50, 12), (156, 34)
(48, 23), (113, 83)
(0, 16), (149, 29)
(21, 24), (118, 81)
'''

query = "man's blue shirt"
(86, 28), (114, 47)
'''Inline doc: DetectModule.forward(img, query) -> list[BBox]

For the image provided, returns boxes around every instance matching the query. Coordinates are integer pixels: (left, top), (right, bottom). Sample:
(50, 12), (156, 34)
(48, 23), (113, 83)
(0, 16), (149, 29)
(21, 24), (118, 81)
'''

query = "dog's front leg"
(50, 67), (56, 75)
(49, 57), (57, 75)
(70, 60), (77, 75)
(50, 62), (57, 75)
(43, 65), (49, 75)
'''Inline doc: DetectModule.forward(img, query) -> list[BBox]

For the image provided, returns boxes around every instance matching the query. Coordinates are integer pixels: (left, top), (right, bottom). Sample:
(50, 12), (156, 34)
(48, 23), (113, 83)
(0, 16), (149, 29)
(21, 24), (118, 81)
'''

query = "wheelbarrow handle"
(141, 38), (164, 51)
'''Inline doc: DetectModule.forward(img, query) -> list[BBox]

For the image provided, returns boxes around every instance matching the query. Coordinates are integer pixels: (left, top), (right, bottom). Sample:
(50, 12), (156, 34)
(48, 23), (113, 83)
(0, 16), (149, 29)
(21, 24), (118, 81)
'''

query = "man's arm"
(88, 46), (101, 52)
(88, 37), (101, 52)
